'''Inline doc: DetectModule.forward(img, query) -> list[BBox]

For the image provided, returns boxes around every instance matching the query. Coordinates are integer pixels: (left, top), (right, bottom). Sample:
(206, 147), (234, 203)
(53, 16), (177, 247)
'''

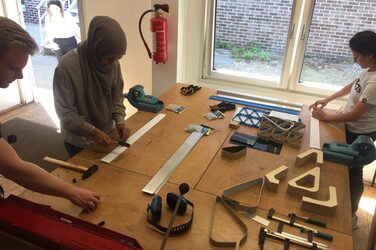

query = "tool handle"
(306, 218), (327, 228)
(314, 231), (333, 241)
(43, 156), (87, 172)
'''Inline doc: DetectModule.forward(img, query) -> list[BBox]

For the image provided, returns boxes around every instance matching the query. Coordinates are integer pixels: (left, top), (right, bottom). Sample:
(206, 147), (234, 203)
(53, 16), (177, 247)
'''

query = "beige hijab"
(77, 16), (126, 130)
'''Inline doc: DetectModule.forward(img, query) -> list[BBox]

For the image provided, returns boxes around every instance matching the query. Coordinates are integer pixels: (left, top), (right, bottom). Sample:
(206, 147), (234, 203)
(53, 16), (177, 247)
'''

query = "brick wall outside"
(23, 0), (43, 24)
(216, 0), (376, 60)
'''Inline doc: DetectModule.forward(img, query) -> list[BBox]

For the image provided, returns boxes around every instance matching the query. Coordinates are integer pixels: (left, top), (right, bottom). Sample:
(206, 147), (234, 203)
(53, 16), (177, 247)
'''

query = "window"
(204, 0), (376, 94)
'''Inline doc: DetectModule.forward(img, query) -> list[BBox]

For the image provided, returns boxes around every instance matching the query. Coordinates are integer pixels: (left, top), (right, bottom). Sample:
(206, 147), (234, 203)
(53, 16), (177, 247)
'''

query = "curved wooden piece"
(265, 165), (288, 192)
(301, 186), (338, 217)
(287, 167), (320, 197)
(295, 148), (323, 167)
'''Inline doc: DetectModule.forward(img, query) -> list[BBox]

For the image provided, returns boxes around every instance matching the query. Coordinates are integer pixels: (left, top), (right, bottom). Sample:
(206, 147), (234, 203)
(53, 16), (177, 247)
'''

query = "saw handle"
(300, 228), (333, 241)
(305, 217), (327, 228)
(43, 156), (87, 172)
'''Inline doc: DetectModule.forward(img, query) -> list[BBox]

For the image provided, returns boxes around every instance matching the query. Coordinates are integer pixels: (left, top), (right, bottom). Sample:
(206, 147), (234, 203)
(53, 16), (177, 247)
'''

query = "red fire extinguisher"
(139, 4), (169, 64)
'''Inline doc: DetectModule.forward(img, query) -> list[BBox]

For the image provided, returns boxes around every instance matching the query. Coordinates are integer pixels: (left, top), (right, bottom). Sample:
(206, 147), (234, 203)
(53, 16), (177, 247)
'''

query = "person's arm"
(0, 139), (100, 210)
(66, 14), (81, 42)
(111, 63), (130, 141)
(309, 79), (355, 109)
(41, 16), (59, 49)
(53, 66), (112, 146)
(312, 100), (369, 122)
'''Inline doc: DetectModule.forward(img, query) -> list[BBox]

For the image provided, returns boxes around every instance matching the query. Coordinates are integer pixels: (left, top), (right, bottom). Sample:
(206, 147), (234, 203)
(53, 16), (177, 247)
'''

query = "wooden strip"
(101, 113), (166, 163)
(310, 116), (320, 149)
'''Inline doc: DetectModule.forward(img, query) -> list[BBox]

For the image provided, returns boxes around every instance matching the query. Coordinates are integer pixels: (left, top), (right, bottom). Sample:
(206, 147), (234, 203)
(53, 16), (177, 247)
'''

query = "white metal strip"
(217, 89), (303, 109)
(101, 113), (166, 163)
(142, 132), (203, 194)
(310, 116), (320, 149)
(239, 212), (270, 227)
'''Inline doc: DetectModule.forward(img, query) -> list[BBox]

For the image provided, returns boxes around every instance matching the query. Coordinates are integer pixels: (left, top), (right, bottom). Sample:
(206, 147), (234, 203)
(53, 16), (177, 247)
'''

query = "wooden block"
(265, 165), (288, 192)
(301, 186), (338, 217)
(287, 167), (320, 197)
(295, 148), (323, 167)
(221, 146), (247, 160)
(229, 120), (240, 129)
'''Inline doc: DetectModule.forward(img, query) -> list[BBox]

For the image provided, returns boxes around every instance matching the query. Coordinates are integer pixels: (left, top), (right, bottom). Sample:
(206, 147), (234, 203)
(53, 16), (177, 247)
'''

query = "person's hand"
(312, 106), (330, 121)
(309, 99), (329, 110)
(51, 42), (60, 50)
(67, 186), (100, 211)
(116, 123), (131, 142)
(89, 127), (112, 147)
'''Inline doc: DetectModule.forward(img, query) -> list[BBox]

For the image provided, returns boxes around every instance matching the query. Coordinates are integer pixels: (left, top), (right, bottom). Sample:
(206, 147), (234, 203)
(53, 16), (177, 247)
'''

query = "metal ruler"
(142, 132), (203, 194)
(101, 113), (166, 163)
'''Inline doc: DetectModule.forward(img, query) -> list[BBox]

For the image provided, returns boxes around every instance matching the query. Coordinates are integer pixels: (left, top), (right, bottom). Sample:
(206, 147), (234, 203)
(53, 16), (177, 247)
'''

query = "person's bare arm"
(309, 80), (355, 109)
(0, 139), (100, 210)
(312, 101), (368, 122)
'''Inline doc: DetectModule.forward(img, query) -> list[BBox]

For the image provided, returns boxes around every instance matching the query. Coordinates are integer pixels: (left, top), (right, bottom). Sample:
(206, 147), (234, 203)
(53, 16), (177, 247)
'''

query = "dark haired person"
(0, 16), (99, 210)
(53, 16), (130, 157)
(310, 30), (376, 229)
(42, 0), (80, 60)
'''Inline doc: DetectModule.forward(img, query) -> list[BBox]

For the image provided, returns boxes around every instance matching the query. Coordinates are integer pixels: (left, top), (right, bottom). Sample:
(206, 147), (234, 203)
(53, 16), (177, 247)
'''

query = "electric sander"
(124, 85), (164, 113)
(323, 135), (376, 166)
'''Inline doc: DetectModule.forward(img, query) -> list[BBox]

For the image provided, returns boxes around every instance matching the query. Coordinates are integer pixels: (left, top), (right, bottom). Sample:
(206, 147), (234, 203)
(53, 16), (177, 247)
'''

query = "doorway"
(22, 0), (81, 128)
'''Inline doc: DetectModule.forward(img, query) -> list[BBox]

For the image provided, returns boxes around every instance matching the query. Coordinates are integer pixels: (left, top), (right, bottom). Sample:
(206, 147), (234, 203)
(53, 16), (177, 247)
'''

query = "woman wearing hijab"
(53, 16), (130, 157)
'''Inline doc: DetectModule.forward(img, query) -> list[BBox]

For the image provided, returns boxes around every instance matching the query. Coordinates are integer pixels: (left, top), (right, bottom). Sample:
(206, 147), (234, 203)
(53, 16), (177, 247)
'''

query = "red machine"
(139, 4), (169, 64)
(0, 195), (143, 249)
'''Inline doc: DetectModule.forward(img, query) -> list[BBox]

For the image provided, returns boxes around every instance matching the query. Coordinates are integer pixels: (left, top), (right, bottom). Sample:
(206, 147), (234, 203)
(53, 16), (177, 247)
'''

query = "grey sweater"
(53, 49), (126, 148)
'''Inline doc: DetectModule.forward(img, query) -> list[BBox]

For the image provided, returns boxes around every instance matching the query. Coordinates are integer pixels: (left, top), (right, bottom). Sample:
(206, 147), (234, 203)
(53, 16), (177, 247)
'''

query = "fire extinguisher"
(139, 4), (169, 64)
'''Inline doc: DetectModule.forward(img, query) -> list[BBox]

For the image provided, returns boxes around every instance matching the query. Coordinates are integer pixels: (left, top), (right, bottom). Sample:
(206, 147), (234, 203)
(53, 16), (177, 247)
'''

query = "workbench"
(17, 85), (353, 249)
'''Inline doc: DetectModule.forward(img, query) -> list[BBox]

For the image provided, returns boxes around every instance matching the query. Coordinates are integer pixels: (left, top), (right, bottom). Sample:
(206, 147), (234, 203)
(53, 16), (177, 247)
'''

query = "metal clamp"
(222, 177), (264, 214)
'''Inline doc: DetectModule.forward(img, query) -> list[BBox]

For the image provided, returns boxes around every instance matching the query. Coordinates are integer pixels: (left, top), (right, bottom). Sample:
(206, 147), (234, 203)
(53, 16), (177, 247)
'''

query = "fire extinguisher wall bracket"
(138, 4), (169, 64)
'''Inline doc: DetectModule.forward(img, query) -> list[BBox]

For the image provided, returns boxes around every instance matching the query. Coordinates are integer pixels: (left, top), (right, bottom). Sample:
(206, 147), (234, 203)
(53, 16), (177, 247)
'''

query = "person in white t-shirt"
(42, 0), (80, 60)
(310, 30), (376, 230)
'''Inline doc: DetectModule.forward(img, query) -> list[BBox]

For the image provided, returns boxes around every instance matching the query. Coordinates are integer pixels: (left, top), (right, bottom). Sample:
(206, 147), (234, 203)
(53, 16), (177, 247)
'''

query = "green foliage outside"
(216, 40), (271, 62)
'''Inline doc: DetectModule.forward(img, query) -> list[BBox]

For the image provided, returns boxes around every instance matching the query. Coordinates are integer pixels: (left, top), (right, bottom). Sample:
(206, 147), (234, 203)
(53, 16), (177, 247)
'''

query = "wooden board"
(196, 105), (352, 235)
(14, 86), (353, 249)
(76, 85), (234, 188)
(18, 157), (353, 250)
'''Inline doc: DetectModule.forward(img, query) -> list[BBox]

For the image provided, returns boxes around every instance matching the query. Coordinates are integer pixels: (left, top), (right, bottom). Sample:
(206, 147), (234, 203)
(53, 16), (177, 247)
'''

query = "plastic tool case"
(0, 195), (143, 249)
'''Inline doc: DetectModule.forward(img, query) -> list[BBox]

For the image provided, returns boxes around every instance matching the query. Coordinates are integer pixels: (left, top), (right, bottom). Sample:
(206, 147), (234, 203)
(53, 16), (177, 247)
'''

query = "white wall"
(80, 0), (179, 100)
(177, 0), (206, 85)
(79, 0), (152, 94)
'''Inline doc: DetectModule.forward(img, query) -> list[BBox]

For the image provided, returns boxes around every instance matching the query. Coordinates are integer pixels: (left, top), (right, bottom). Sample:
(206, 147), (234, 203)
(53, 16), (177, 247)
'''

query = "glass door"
(0, 0), (35, 113)
(293, 0), (376, 92)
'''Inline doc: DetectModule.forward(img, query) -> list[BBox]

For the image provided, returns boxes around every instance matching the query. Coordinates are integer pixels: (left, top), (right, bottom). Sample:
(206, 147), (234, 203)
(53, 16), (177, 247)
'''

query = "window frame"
(202, 0), (343, 97)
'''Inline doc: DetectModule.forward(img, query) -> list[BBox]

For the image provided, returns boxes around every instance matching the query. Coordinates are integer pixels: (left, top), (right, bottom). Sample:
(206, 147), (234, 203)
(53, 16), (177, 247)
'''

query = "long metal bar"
(142, 132), (203, 194)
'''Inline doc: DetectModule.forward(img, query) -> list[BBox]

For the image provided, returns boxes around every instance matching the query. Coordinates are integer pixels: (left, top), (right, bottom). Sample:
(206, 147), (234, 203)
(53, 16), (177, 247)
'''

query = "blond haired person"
(0, 16), (99, 210)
